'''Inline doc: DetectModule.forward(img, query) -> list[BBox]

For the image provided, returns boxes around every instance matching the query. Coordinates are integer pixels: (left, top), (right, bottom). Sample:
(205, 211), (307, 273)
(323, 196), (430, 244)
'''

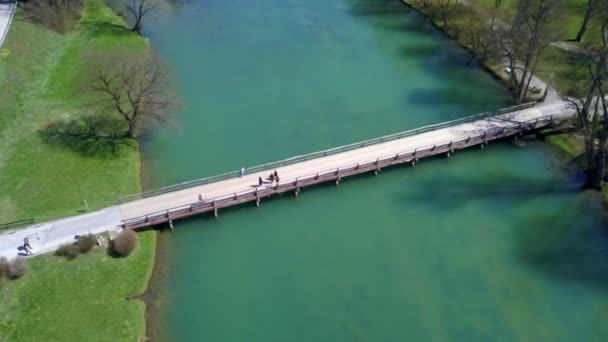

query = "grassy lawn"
(0, 1), (144, 224)
(536, 46), (587, 94)
(546, 134), (585, 157)
(0, 232), (156, 342)
(476, 0), (589, 40)
(0, 1), (156, 341)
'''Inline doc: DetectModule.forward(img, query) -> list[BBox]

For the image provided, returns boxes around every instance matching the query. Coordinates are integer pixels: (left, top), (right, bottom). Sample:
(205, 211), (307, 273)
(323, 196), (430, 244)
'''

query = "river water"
(142, 0), (608, 341)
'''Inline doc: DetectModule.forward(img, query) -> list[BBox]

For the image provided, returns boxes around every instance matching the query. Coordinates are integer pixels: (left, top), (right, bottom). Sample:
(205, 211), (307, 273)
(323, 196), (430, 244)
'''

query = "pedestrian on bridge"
(258, 177), (263, 186)
(274, 170), (278, 179)
(269, 173), (274, 182)
(240, 167), (247, 177)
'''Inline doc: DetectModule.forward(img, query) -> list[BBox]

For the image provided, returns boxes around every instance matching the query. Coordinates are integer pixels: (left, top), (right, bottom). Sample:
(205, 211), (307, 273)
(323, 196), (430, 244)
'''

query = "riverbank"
(399, 0), (597, 188)
(0, 1), (155, 341)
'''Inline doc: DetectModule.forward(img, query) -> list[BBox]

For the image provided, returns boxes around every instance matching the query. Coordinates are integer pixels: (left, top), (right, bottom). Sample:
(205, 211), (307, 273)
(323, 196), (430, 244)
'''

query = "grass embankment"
(0, 1), (142, 224)
(477, 0), (589, 40)
(403, 0), (589, 163)
(402, 0), (587, 94)
(0, 1), (156, 341)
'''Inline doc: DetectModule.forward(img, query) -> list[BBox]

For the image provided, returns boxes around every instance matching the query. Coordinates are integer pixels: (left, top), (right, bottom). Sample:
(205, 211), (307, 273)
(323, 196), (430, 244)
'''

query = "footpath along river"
(142, 0), (608, 340)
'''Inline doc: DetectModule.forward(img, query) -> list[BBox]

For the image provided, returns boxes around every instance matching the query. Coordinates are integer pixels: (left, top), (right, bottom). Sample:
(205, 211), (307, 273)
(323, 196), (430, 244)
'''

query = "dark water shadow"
(397, 168), (584, 211)
(514, 197), (608, 291)
(394, 152), (608, 290)
(407, 86), (506, 110)
(347, 0), (411, 17)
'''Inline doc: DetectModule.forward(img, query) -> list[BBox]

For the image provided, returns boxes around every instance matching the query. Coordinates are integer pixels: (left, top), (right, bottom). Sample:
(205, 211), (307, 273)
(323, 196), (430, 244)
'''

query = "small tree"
(561, 3), (608, 189)
(126, 0), (159, 34)
(575, 0), (596, 42)
(498, 0), (564, 102)
(8, 257), (28, 279)
(112, 229), (139, 256)
(435, 0), (458, 28)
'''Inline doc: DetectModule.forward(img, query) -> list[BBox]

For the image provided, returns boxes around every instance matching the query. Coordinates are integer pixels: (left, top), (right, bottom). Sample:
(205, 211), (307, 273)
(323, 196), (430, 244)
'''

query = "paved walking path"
(0, 99), (575, 259)
(0, 1), (16, 48)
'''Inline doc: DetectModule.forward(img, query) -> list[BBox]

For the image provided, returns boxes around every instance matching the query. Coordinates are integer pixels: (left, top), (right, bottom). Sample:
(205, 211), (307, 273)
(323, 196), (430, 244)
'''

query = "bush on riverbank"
(8, 257), (28, 279)
(0, 256), (28, 281)
(112, 229), (139, 256)
(23, 0), (84, 33)
(54, 235), (99, 259)
(0, 257), (9, 279)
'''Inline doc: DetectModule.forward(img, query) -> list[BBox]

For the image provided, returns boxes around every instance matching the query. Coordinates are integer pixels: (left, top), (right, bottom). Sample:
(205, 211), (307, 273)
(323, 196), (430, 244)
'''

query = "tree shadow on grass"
(38, 114), (134, 157)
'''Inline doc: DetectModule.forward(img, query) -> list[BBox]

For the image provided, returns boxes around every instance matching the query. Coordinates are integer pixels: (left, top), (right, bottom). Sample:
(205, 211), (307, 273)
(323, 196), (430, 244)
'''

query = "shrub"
(8, 257), (28, 279)
(55, 243), (81, 260)
(0, 257), (9, 279)
(112, 229), (139, 257)
(77, 235), (97, 254)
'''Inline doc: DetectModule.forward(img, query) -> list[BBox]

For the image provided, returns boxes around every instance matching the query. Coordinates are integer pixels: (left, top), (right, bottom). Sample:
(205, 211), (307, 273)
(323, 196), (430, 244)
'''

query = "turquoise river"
(142, 0), (608, 340)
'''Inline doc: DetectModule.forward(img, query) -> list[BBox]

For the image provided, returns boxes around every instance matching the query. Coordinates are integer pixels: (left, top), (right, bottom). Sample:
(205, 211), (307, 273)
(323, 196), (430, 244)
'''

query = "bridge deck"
(119, 101), (572, 229)
(0, 100), (575, 257)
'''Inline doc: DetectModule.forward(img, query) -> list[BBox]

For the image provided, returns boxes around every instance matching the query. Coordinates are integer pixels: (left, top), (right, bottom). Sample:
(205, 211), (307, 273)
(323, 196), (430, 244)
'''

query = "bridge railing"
(122, 113), (552, 228)
(119, 102), (535, 203)
(0, 218), (34, 230)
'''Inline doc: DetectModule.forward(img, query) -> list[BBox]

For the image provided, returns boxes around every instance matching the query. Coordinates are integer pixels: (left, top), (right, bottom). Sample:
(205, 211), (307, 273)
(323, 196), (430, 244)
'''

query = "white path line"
(0, 1), (17, 48)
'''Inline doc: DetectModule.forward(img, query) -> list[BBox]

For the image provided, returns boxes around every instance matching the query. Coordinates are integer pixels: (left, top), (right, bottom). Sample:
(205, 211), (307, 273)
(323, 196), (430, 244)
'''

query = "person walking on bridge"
(258, 177), (263, 186)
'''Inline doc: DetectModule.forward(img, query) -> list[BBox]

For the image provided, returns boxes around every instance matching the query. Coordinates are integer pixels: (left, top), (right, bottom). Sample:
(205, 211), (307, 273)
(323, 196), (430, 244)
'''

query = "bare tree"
(561, 4), (608, 189)
(499, 0), (564, 102)
(22, 0), (83, 33)
(89, 50), (178, 138)
(575, 0), (596, 42)
(488, 0), (505, 30)
(126, 0), (159, 34)
(435, 0), (458, 28)
(458, 1), (501, 63)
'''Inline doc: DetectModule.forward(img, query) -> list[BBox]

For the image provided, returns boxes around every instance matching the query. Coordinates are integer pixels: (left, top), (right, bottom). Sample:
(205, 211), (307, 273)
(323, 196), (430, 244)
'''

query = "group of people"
(258, 170), (279, 186)
(194, 169), (281, 204)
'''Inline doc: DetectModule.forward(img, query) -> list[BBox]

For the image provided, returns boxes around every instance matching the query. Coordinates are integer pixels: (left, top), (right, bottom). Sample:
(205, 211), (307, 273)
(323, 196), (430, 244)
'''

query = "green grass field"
(0, 1), (156, 341)
(0, 232), (156, 342)
(0, 1), (144, 224)
(477, 0), (589, 40)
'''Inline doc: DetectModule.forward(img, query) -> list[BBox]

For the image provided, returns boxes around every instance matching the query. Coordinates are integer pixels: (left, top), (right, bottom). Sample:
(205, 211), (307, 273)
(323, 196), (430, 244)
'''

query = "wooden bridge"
(118, 101), (574, 230)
